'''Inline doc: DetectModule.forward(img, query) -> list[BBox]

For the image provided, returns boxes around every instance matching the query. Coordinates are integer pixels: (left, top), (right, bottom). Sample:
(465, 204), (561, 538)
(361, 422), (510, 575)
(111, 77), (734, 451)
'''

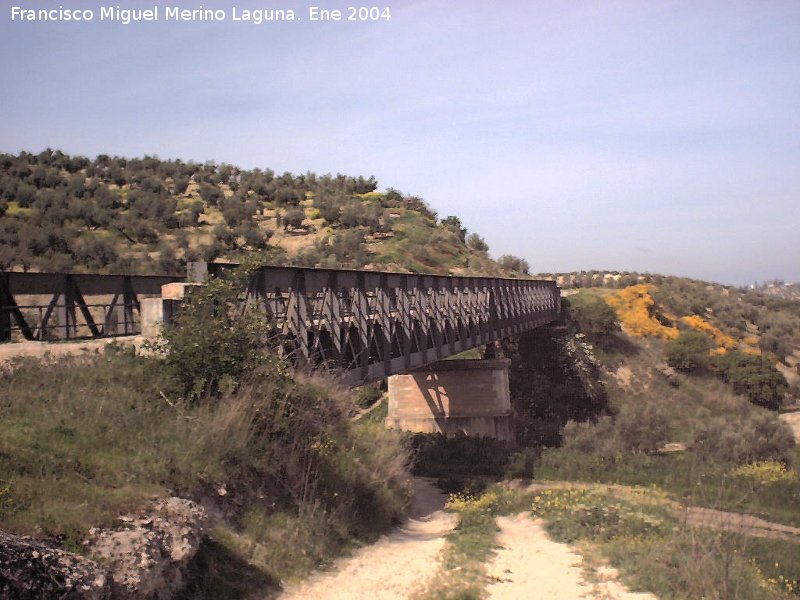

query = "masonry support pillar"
(386, 358), (514, 441)
(139, 282), (199, 337)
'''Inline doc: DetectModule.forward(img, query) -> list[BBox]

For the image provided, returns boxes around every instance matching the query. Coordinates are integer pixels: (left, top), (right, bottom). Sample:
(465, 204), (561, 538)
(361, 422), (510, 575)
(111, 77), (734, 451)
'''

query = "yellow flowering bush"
(730, 461), (799, 485)
(679, 315), (737, 351)
(607, 285), (678, 339)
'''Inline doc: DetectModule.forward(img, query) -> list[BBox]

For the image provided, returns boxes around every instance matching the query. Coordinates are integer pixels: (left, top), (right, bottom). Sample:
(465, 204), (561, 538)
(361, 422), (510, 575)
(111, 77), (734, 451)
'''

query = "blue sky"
(2, 1), (798, 285)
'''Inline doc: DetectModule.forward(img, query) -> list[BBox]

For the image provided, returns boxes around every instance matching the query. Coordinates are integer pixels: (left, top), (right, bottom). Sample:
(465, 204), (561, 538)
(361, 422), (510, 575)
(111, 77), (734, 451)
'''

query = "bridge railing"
(190, 263), (560, 385)
(0, 271), (182, 342)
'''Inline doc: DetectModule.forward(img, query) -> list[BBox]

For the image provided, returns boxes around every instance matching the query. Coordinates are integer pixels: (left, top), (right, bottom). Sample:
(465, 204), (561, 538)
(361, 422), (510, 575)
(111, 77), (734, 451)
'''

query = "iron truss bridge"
(0, 271), (180, 342)
(1, 264), (560, 385)
(208, 264), (562, 385)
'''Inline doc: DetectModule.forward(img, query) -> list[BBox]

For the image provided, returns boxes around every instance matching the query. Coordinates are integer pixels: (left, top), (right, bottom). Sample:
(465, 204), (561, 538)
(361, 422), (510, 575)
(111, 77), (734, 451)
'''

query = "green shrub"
(692, 412), (795, 466)
(409, 432), (515, 477)
(712, 350), (788, 409)
(665, 330), (712, 373)
(566, 293), (620, 339)
(156, 267), (279, 402)
(504, 447), (541, 479)
(562, 401), (671, 456)
(613, 401), (672, 454)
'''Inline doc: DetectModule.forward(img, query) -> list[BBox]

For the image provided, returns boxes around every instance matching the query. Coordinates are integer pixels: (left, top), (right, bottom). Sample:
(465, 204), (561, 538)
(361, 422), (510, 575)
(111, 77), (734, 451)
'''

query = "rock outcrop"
(0, 497), (206, 599)
(0, 531), (106, 599)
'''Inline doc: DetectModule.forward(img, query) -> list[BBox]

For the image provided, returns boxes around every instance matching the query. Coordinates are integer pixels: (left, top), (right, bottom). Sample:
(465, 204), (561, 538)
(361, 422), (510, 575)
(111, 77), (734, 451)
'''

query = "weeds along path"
(528, 481), (800, 542)
(277, 478), (457, 600)
(486, 513), (656, 600)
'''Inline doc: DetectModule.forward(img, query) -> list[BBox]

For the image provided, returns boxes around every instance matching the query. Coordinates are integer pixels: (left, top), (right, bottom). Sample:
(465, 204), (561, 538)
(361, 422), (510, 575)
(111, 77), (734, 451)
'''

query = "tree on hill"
(314, 194), (342, 224)
(441, 216), (467, 242)
(466, 233), (489, 253)
(198, 184), (224, 207)
(0, 149), (512, 277)
(283, 206), (306, 230)
(498, 254), (530, 275)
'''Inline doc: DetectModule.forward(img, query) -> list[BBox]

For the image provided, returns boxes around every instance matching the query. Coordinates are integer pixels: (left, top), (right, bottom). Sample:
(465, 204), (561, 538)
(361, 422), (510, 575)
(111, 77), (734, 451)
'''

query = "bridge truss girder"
(241, 266), (560, 386)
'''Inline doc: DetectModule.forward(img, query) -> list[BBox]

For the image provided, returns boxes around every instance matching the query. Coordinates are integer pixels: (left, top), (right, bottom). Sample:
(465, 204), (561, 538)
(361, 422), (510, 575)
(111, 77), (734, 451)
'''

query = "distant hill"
(0, 149), (527, 278)
(552, 271), (800, 369)
(752, 281), (800, 302)
(561, 278), (800, 408)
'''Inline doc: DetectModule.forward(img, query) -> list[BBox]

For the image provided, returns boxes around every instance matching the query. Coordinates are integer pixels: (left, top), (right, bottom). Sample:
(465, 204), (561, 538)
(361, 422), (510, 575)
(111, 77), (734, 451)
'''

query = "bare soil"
(487, 513), (656, 600)
(780, 411), (800, 441)
(277, 478), (456, 600)
(0, 337), (143, 364)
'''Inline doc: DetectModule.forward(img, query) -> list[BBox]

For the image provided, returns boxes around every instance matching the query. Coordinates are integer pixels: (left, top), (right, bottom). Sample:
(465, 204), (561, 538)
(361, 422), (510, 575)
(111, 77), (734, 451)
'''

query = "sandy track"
(486, 513), (656, 600)
(0, 337), (144, 364)
(277, 478), (457, 600)
(780, 411), (800, 441)
(682, 506), (800, 541)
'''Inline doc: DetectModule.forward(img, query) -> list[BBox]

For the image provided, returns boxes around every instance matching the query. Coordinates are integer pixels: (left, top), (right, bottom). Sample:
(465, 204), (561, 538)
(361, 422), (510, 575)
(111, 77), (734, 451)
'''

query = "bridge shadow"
(416, 372), (449, 433)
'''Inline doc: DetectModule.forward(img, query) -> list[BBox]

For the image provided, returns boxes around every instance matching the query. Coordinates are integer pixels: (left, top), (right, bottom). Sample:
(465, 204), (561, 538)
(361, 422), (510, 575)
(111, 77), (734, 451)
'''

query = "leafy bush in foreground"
(155, 266), (278, 402)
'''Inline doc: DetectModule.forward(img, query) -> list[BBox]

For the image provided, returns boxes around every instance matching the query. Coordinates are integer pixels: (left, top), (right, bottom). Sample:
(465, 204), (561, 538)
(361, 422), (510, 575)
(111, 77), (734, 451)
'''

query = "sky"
(1, 0), (798, 286)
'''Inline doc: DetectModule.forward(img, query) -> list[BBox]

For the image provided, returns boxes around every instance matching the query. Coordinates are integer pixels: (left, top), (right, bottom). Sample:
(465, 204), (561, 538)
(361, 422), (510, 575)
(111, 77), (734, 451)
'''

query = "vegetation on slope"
(0, 149), (527, 278)
(0, 268), (411, 597)
(541, 271), (800, 366)
(412, 282), (799, 599)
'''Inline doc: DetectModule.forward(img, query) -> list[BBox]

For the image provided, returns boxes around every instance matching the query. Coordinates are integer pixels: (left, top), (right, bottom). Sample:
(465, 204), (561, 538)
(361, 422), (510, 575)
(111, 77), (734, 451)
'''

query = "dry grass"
(0, 348), (412, 583)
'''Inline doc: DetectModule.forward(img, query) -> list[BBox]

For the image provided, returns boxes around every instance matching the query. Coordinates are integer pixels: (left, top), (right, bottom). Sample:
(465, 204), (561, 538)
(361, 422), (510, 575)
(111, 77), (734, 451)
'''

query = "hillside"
(0, 149), (524, 278)
(535, 271), (800, 383)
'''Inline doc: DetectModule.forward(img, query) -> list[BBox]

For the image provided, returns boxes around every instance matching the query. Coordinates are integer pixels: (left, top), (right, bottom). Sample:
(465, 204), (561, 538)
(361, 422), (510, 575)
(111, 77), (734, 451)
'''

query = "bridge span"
(2, 263), (560, 385)
(189, 262), (561, 385)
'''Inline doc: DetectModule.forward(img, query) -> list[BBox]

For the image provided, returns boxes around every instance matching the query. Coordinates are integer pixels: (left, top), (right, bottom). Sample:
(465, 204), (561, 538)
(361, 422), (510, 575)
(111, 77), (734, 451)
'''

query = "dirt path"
(279, 480), (665, 600)
(486, 513), (656, 600)
(682, 506), (800, 541)
(0, 337), (143, 364)
(780, 411), (800, 441)
(282, 478), (800, 600)
(277, 478), (457, 600)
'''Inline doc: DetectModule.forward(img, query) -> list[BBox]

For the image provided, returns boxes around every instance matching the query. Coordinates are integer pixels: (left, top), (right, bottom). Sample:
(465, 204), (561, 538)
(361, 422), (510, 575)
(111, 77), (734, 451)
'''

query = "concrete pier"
(386, 358), (513, 441)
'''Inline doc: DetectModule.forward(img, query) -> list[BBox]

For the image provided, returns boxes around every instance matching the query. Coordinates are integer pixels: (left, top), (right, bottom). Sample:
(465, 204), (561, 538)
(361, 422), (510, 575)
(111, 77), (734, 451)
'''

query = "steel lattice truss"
(241, 266), (560, 385)
(1, 271), (180, 341)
